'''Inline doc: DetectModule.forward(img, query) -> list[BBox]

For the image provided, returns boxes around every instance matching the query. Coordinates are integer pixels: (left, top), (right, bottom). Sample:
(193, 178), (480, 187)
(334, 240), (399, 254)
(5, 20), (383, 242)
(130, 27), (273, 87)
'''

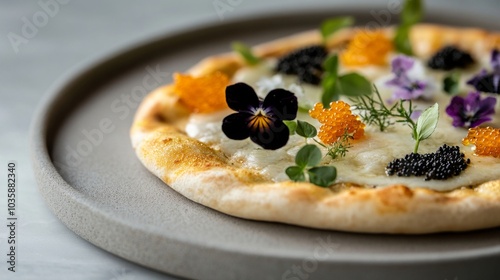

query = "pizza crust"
(131, 24), (500, 233)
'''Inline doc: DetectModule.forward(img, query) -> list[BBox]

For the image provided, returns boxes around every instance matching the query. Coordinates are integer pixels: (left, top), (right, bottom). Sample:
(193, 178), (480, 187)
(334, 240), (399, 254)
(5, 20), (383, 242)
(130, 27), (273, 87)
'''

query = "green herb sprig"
(317, 130), (353, 160)
(284, 120), (337, 187)
(320, 16), (355, 44)
(351, 87), (410, 132)
(351, 86), (439, 153)
(286, 144), (337, 187)
(394, 0), (423, 55)
(321, 55), (372, 107)
(231, 41), (261, 65)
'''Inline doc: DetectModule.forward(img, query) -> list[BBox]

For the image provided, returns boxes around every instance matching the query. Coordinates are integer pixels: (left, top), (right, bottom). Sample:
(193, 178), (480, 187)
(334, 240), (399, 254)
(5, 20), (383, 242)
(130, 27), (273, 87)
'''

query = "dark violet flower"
(222, 83), (298, 150)
(492, 49), (500, 70)
(386, 55), (428, 100)
(445, 91), (497, 128)
(467, 49), (500, 94)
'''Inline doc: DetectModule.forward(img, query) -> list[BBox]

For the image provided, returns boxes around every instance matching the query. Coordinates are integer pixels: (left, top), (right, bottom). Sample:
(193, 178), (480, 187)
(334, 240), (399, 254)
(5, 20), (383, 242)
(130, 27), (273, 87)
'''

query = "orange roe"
(309, 101), (365, 145)
(173, 72), (230, 113)
(340, 30), (393, 66)
(462, 127), (500, 158)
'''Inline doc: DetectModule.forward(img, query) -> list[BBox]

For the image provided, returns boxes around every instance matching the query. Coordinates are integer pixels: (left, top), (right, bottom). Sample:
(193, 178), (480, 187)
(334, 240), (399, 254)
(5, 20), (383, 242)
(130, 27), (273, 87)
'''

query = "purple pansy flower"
(445, 91), (497, 128)
(467, 49), (500, 94)
(386, 56), (428, 100)
(222, 83), (298, 150)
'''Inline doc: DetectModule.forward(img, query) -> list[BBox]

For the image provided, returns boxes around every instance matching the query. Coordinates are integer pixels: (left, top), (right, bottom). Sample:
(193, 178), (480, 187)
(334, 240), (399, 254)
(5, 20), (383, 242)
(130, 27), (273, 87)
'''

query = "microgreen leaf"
(296, 120), (318, 138)
(337, 73), (372, 97)
(401, 0), (423, 26)
(321, 55), (371, 106)
(323, 54), (339, 75)
(231, 41), (261, 65)
(394, 0), (423, 55)
(320, 16), (355, 43)
(283, 120), (297, 135)
(286, 166), (306, 182)
(307, 166), (337, 187)
(394, 25), (413, 55)
(298, 104), (313, 112)
(321, 74), (341, 107)
(287, 143), (338, 187)
(443, 72), (461, 95)
(415, 103), (439, 141)
(295, 144), (322, 168)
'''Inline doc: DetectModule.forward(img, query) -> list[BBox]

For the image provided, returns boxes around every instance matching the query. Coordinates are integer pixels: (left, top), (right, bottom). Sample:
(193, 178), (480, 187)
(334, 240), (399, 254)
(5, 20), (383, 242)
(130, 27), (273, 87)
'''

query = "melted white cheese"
(186, 58), (500, 191)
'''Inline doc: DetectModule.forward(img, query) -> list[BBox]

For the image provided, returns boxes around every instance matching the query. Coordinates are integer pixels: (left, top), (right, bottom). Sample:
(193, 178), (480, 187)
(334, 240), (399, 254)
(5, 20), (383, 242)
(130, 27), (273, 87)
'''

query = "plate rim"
(30, 6), (500, 278)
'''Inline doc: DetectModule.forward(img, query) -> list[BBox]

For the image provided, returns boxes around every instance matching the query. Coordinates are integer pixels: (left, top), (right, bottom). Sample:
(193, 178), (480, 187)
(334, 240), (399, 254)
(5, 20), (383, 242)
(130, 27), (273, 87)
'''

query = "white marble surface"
(0, 0), (499, 279)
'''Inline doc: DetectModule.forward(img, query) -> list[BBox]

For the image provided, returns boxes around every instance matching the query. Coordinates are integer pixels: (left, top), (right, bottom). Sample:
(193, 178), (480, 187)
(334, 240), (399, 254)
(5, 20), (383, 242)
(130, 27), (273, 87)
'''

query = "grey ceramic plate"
(32, 9), (500, 280)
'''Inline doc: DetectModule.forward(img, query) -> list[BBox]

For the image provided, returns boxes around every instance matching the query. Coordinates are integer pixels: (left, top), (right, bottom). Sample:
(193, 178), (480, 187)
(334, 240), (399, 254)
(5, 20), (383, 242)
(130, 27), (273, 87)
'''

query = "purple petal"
(467, 69), (488, 87)
(263, 89), (298, 121)
(463, 91), (481, 112)
(385, 77), (402, 87)
(391, 55), (415, 75)
(445, 92), (497, 128)
(451, 118), (466, 128)
(491, 49), (500, 71)
(392, 88), (415, 100)
(386, 75), (411, 88)
(475, 95), (497, 116)
(226, 83), (259, 112)
(467, 50), (500, 93)
(470, 116), (493, 128)
(410, 88), (425, 99)
(445, 96), (466, 118)
(410, 110), (422, 120)
(412, 80), (427, 92)
(386, 56), (428, 101)
(445, 96), (467, 127)
(249, 118), (290, 150)
(494, 75), (500, 93)
(222, 112), (252, 140)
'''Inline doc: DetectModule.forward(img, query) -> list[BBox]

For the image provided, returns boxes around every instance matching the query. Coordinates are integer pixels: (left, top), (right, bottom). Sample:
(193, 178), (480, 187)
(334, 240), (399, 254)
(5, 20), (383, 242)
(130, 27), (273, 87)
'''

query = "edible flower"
(386, 55), (428, 101)
(467, 49), (500, 94)
(445, 91), (497, 128)
(222, 83), (298, 150)
(256, 74), (313, 110)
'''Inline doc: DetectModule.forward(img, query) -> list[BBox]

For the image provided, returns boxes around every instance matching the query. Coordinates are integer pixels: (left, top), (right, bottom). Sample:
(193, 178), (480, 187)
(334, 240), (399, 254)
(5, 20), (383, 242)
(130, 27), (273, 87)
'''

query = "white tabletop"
(1, 0), (499, 279)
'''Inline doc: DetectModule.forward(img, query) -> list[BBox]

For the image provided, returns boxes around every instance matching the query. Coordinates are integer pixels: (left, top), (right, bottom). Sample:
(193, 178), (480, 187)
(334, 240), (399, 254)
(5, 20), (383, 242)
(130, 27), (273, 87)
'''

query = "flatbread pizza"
(130, 2), (500, 233)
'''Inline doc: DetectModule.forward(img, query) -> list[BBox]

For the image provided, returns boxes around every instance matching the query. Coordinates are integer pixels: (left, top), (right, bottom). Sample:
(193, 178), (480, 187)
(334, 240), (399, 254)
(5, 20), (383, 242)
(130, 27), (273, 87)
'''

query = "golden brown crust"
(131, 24), (500, 233)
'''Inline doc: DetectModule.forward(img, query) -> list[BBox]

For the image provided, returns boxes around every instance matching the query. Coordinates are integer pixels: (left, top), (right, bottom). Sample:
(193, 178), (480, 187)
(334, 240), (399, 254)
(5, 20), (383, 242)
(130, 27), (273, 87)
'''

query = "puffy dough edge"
(131, 24), (500, 234)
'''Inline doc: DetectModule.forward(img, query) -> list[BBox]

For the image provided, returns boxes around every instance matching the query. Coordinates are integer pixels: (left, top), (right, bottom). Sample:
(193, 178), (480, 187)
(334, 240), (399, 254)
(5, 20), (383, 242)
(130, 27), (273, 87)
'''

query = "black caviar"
(427, 46), (474, 70)
(276, 45), (328, 85)
(385, 145), (470, 181)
